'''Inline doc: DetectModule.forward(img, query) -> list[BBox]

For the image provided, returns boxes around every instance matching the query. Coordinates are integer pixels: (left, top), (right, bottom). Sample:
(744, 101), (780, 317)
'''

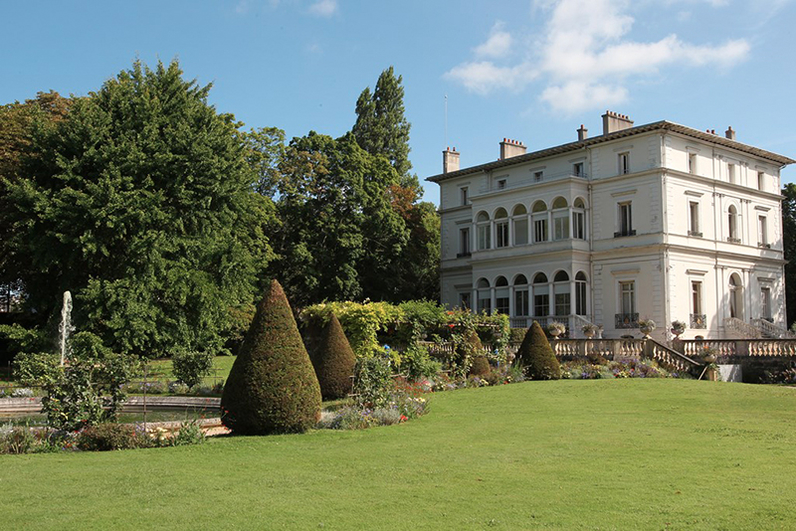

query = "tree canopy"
(783, 184), (796, 326)
(1, 60), (274, 356)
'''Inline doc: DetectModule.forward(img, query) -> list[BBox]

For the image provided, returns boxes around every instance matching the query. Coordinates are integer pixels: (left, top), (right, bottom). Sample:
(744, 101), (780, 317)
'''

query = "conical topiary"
(310, 314), (356, 400)
(516, 321), (561, 380)
(455, 327), (483, 374)
(221, 280), (321, 434)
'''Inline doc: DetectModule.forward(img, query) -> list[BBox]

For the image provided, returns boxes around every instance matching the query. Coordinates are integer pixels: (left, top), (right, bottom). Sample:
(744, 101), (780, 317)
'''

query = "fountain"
(58, 291), (73, 366)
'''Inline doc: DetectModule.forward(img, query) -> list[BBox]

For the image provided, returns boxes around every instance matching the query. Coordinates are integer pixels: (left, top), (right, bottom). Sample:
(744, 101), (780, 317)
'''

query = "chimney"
(601, 110), (634, 135)
(725, 126), (736, 140)
(577, 124), (588, 141)
(499, 138), (527, 160)
(443, 147), (460, 174)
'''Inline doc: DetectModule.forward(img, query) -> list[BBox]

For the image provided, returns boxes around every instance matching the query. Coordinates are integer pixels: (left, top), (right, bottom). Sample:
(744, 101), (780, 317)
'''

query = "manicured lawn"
(3, 380), (796, 529)
(146, 355), (236, 386)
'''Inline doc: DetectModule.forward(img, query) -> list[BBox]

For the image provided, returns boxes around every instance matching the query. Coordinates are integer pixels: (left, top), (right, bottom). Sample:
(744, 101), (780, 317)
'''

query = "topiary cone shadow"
(221, 279), (321, 435)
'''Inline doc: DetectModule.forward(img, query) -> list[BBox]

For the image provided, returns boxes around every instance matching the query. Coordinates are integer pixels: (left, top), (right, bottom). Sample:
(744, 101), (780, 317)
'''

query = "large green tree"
(1, 60), (274, 356)
(783, 184), (796, 326)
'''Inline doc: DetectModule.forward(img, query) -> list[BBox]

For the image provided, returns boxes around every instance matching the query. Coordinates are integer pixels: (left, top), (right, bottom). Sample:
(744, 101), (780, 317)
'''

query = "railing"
(510, 317), (529, 329)
(615, 313), (639, 329)
(552, 339), (644, 360)
(724, 317), (762, 339)
(646, 340), (702, 373)
(690, 314), (707, 329)
(570, 314), (600, 339)
(679, 339), (796, 359)
(751, 319), (796, 339)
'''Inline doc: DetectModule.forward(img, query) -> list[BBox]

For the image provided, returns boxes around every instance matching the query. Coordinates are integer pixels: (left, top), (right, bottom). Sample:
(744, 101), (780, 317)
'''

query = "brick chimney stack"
(725, 126), (736, 140)
(499, 138), (527, 160)
(577, 124), (588, 141)
(443, 147), (460, 174)
(602, 110), (634, 135)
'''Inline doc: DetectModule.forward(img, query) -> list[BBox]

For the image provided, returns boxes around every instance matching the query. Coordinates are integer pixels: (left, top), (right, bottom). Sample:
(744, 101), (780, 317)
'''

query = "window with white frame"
(532, 273), (549, 317)
(620, 281), (635, 316)
(758, 215), (768, 247)
(758, 171), (765, 191)
(761, 286), (772, 320)
(477, 279), (491, 313)
(495, 208), (509, 248)
(532, 201), (548, 243)
(572, 198), (586, 240)
(460, 187), (469, 205)
(514, 275), (529, 317)
(512, 205), (528, 245)
(688, 153), (697, 174)
(459, 227), (470, 256)
(496, 179), (507, 190)
(459, 292), (471, 310)
(476, 212), (491, 250)
(554, 271), (570, 316)
(575, 272), (587, 316)
(728, 163), (737, 184)
(534, 171), (544, 182)
(688, 201), (701, 236)
(616, 201), (633, 237)
(573, 162), (584, 177)
(691, 280), (705, 329)
(618, 152), (630, 175)
(552, 197), (569, 241)
(495, 277), (509, 314)
(728, 205), (739, 243)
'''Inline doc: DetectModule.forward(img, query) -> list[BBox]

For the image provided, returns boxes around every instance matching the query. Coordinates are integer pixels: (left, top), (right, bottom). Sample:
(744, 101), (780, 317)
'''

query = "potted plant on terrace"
(547, 321), (566, 338)
(670, 320), (686, 338)
(581, 323), (600, 339)
(638, 318), (656, 338)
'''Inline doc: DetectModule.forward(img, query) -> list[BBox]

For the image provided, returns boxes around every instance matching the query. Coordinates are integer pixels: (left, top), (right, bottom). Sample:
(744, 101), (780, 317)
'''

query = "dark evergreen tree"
(221, 279), (321, 435)
(516, 321), (561, 380)
(783, 184), (796, 326)
(1, 60), (274, 356)
(310, 314), (356, 400)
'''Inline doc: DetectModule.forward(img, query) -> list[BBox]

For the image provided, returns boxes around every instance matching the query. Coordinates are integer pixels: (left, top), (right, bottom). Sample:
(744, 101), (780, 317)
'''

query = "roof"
(426, 120), (796, 184)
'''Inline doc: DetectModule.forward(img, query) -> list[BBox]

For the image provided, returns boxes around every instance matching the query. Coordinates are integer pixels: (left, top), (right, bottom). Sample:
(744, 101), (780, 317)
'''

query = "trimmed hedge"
(516, 321), (561, 380)
(469, 355), (490, 376)
(221, 280), (321, 435)
(311, 314), (356, 400)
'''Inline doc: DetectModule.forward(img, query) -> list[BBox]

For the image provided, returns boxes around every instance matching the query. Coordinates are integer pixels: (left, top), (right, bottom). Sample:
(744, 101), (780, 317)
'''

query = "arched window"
(729, 273), (743, 319)
(575, 271), (588, 316)
(476, 212), (491, 250)
(532, 201), (548, 243)
(477, 278), (491, 313)
(572, 198), (586, 240)
(552, 197), (569, 241)
(512, 205), (528, 245)
(495, 276), (509, 314)
(495, 208), (509, 248)
(514, 274), (529, 317)
(728, 205), (739, 243)
(554, 271), (570, 316)
(533, 273), (549, 317)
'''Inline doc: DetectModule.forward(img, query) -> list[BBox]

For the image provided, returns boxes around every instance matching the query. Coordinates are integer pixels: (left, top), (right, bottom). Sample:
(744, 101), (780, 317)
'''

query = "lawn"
(3, 379), (796, 530)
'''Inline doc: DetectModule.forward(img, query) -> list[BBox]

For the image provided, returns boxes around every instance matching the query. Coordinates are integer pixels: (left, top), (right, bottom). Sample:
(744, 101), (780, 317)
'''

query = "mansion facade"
(427, 112), (795, 340)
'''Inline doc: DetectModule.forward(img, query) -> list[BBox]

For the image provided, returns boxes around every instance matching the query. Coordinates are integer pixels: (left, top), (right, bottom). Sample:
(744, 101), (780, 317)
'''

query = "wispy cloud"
(445, 0), (750, 114)
(308, 0), (338, 17)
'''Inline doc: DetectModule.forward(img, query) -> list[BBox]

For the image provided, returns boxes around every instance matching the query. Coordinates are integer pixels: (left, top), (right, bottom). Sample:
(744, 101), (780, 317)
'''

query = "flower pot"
(640, 327), (653, 337)
(583, 330), (595, 339)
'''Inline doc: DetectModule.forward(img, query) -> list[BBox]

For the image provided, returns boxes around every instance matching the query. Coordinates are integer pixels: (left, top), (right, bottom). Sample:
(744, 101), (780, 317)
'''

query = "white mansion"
(427, 111), (795, 340)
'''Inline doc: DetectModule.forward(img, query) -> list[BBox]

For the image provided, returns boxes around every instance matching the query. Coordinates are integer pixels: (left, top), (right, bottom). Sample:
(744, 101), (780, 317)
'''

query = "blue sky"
(2, 0), (794, 204)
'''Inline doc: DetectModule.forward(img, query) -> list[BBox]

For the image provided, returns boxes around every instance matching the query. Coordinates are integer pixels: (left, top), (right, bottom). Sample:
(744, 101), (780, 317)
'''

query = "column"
(570, 279), (577, 315)
(509, 285), (515, 319)
(548, 281), (555, 317)
(490, 287), (496, 315)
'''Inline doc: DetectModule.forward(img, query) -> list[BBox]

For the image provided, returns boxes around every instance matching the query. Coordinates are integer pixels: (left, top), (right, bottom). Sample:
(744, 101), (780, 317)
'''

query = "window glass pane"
(514, 218), (528, 245)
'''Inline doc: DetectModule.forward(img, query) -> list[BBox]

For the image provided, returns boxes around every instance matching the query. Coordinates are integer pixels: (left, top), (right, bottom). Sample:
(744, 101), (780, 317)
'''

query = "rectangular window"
(460, 187), (468, 205)
(477, 223), (491, 250)
(691, 281), (702, 314)
(514, 217), (528, 245)
(728, 163), (736, 184)
(555, 293), (570, 316)
(758, 171), (765, 191)
(495, 289), (510, 315)
(573, 162), (584, 177)
(618, 152), (630, 175)
(534, 171), (544, 182)
(477, 293), (491, 314)
(459, 292), (471, 310)
(761, 287), (772, 320)
(553, 212), (569, 240)
(515, 289), (529, 317)
(496, 179), (507, 190)
(758, 215), (768, 247)
(616, 202), (633, 237)
(572, 211), (585, 239)
(534, 294), (549, 317)
(620, 281), (635, 316)
(459, 228), (470, 256)
(533, 217), (548, 243)
(496, 220), (509, 248)
(575, 281), (587, 316)
(688, 153), (697, 174)
(689, 201), (701, 236)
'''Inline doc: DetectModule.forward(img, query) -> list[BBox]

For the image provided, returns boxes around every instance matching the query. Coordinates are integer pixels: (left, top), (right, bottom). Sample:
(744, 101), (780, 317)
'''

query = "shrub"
(353, 354), (393, 409)
(171, 350), (215, 388)
(310, 314), (356, 400)
(469, 355), (491, 376)
(168, 381), (190, 395)
(172, 420), (206, 446)
(0, 425), (35, 454)
(452, 327), (483, 378)
(221, 280), (321, 435)
(516, 321), (561, 380)
(400, 344), (442, 381)
(76, 423), (148, 451)
(509, 328), (528, 343)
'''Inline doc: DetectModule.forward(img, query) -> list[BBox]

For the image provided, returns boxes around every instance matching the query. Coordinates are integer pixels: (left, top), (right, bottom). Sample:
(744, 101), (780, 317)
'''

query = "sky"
(2, 0), (795, 205)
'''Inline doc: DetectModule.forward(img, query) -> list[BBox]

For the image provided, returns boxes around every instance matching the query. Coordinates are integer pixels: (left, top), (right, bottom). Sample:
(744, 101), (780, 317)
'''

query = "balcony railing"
(758, 243), (771, 249)
(690, 313), (707, 329)
(614, 229), (636, 238)
(726, 237), (741, 244)
(615, 313), (639, 329)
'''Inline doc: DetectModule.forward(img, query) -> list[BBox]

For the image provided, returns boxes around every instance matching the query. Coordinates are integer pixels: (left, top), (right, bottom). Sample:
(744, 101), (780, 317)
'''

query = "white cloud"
(308, 0), (338, 17)
(474, 22), (514, 58)
(445, 0), (751, 113)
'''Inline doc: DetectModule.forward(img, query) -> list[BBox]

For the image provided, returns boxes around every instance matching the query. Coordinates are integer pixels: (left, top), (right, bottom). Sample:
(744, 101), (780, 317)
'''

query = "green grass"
(3, 380), (796, 530)
(144, 355), (236, 386)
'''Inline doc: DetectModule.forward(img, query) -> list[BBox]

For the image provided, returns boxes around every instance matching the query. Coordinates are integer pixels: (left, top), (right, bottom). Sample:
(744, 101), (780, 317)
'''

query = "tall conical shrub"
(221, 280), (321, 434)
(310, 314), (356, 400)
(516, 321), (561, 380)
